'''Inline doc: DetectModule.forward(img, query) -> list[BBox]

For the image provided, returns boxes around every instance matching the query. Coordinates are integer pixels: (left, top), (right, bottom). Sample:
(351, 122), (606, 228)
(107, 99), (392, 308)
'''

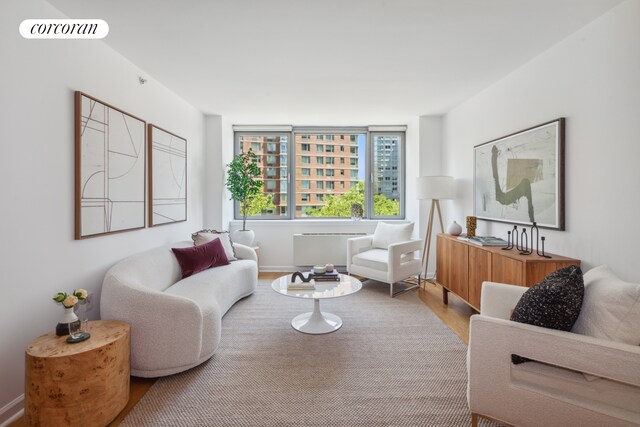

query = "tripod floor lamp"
(416, 176), (455, 285)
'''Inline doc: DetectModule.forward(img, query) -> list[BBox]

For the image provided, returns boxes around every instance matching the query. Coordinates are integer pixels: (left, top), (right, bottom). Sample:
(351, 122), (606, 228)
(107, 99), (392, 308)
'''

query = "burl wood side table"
(25, 320), (130, 426)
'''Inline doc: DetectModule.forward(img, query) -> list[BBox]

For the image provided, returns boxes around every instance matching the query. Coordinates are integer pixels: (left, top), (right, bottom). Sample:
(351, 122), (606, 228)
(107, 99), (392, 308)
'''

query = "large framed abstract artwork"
(474, 118), (565, 230)
(75, 92), (146, 239)
(148, 124), (187, 226)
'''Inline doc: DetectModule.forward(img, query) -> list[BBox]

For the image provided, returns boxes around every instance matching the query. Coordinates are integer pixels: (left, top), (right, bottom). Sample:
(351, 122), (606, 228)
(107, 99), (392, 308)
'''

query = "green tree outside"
(245, 192), (276, 216)
(304, 181), (399, 217)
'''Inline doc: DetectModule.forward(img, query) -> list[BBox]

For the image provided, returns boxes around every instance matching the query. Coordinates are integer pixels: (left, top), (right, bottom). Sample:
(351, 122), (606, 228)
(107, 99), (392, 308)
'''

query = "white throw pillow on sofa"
(371, 222), (414, 249)
(572, 265), (640, 345)
(192, 230), (237, 261)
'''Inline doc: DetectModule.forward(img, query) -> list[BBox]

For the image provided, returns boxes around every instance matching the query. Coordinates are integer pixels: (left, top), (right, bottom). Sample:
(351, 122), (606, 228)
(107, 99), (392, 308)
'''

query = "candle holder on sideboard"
(519, 228), (533, 255)
(502, 230), (514, 250)
(538, 236), (552, 258)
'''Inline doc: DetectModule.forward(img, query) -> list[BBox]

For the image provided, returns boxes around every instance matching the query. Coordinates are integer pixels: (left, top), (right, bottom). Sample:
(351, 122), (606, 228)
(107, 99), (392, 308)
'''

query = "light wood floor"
(13, 272), (475, 427)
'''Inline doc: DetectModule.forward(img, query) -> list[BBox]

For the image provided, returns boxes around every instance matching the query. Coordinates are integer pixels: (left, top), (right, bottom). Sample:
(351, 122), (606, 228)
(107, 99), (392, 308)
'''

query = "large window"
(372, 133), (402, 217)
(235, 133), (289, 217)
(233, 126), (405, 219)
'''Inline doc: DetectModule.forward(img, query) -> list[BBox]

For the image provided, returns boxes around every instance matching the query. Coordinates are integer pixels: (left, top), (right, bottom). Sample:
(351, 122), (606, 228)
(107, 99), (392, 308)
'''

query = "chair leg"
(471, 413), (478, 427)
(390, 280), (420, 297)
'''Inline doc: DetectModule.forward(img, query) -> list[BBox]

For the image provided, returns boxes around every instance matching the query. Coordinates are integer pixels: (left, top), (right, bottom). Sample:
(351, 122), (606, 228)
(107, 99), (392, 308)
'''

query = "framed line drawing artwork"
(75, 91), (146, 239)
(148, 124), (187, 226)
(473, 118), (565, 230)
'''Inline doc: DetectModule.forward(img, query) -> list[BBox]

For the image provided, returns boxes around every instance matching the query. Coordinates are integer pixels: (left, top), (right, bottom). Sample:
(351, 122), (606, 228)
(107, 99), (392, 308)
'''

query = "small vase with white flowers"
(52, 289), (88, 337)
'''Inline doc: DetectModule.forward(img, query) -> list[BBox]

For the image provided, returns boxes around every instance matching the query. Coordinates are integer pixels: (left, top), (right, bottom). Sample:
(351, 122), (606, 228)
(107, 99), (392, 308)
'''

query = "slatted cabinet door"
(436, 234), (580, 312)
(468, 246), (491, 310)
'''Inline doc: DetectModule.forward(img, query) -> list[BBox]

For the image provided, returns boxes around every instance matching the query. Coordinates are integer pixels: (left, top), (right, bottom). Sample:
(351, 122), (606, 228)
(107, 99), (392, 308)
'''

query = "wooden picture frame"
(75, 91), (146, 239)
(473, 118), (565, 230)
(148, 124), (187, 226)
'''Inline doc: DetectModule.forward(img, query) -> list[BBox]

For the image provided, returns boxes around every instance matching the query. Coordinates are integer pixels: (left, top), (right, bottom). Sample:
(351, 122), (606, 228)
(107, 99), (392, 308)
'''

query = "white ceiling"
(49, 0), (622, 123)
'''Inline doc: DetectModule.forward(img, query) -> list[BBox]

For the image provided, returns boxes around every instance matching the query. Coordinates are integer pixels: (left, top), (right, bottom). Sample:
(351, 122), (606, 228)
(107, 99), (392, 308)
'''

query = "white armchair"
(346, 222), (422, 297)
(468, 282), (640, 427)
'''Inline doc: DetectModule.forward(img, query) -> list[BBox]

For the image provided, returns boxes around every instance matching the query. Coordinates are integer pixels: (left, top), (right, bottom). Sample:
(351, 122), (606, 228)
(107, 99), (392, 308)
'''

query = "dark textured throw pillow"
(172, 238), (230, 278)
(510, 265), (584, 364)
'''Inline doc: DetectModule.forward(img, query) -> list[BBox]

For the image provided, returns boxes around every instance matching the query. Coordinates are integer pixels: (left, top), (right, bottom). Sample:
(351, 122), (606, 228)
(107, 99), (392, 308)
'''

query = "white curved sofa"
(101, 241), (257, 377)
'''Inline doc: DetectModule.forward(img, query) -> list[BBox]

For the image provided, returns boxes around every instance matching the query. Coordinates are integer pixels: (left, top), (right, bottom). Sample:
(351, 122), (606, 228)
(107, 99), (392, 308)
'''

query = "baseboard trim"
(259, 266), (301, 272)
(0, 395), (24, 427)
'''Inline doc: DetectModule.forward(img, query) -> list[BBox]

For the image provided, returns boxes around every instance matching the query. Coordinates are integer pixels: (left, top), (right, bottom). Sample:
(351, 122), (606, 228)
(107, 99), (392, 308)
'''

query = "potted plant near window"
(225, 149), (273, 246)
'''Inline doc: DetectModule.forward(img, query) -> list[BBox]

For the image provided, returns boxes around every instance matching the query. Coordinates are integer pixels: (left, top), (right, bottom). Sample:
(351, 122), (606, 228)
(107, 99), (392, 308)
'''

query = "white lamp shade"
(416, 176), (456, 200)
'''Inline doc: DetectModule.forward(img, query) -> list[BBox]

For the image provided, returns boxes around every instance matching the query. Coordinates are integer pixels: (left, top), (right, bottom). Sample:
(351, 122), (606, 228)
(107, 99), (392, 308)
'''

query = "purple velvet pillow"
(171, 238), (230, 278)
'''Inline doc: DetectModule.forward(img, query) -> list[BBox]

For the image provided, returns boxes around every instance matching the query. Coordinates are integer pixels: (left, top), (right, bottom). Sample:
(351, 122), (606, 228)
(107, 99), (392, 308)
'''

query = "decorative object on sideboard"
(539, 237), (551, 258)
(466, 215), (477, 237)
(513, 225), (519, 250)
(502, 230), (514, 250)
(52, 289), (88, 337)
(516, 226), (527, 252)
(473, 118), (565, 230)
(416, 176), (456, 283)
(519, 227), (532, 255)
(501, 222), (553, 258)
(148, 124), (187, 227)
(75, 91), (146, 239)
(447, 221), (463, 236)
(226, 148), (274, 247)
(531, 221), (552, 258)
(351, 203), (363, 220)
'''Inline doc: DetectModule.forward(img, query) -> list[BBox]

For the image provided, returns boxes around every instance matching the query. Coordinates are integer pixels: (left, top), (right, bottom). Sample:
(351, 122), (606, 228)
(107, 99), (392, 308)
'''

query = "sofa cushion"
(172, 238), (230, 278)
(572, 265), (640, 345)
(352, 249), (412, 272)
(192, 230), (237, 261)
(166, 260), (257, 317)
(371, 222), (414, 249)
(510, 265), (584, 364)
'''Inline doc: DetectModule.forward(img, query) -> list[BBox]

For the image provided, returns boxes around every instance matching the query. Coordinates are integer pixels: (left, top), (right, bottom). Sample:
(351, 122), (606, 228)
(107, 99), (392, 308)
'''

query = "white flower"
(74, 289), (88, 300)
(52, 292), (66, 303)
(62, 295), (78, 308)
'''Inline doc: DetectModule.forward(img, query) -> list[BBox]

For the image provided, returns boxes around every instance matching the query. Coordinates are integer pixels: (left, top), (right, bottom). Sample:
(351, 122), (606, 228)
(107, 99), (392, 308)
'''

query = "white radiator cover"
(293, 233), (366, 267)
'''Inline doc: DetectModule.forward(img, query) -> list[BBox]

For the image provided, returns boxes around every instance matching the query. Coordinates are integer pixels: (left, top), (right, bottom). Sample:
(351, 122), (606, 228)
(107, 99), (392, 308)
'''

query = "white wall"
(203, 115), (224, 230)
(443, 0), (640, 281)
(0, 0), (205, 421)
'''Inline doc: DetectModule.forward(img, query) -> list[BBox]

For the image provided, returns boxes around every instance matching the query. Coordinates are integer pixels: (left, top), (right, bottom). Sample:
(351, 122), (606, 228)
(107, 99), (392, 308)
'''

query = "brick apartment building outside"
(239, 134), (359, 217)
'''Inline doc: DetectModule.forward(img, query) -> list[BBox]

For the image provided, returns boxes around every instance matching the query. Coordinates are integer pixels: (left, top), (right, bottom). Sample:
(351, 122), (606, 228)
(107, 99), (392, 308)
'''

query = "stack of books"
(288, 280), (315, 290)
(458, 235), (508, 247)
(311, 271), (340, 282)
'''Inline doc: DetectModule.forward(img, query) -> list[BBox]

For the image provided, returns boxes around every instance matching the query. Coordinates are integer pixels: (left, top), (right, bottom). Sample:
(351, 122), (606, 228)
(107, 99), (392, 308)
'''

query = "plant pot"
(232, 230), (255, 246)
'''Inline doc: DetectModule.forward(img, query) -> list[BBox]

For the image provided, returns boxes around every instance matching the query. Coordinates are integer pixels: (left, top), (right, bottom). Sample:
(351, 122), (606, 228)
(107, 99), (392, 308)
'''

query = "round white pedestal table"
(271, 274), (362, 334)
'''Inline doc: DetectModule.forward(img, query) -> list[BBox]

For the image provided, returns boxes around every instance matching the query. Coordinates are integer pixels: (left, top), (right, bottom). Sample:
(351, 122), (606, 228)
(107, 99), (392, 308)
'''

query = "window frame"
(233, 130), (293, 220)
(233, 126), (405, 220)
(368, 131), (406, 219)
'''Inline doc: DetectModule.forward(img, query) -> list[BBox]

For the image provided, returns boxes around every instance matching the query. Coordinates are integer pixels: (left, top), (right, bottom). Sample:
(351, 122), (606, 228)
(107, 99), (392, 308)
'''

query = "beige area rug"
(121, 280), (497, 426)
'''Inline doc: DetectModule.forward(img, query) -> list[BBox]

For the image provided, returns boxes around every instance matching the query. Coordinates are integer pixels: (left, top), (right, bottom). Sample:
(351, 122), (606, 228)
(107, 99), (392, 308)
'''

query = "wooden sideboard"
(436, 234), (580, 311)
